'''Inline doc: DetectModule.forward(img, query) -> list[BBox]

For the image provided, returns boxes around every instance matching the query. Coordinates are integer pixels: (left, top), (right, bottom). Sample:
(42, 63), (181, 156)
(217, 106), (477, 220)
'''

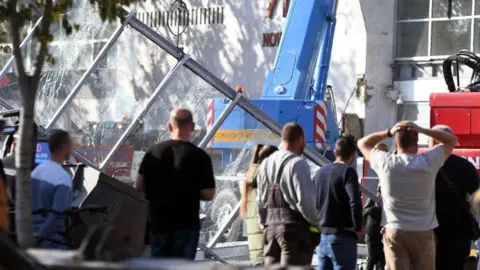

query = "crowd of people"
(135, 108), (480, 270)
(8, 107), (480, 270)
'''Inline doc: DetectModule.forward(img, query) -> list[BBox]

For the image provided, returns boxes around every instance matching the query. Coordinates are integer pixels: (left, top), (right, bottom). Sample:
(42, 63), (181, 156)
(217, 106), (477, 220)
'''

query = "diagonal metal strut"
(99, 55), (191, 170)
(44, 13), (133, 132)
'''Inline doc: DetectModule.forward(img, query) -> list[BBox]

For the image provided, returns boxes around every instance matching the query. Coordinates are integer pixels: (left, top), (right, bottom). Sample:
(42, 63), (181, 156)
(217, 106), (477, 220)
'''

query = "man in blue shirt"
(31, 129), (73, 249)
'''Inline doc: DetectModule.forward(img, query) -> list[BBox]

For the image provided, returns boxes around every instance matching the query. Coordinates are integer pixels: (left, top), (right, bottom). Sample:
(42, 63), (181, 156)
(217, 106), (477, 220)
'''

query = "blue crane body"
(207, 0), (340, 167)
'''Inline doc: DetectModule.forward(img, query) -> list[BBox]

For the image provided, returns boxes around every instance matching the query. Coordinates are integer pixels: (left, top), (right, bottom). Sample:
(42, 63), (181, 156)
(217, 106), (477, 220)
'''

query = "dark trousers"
(263, 224), (315, 266)
(149, 228), (199, 260)
(365, 234), (385, 270)
(435, 231), (471, 270)
(317, 233), (357, 270)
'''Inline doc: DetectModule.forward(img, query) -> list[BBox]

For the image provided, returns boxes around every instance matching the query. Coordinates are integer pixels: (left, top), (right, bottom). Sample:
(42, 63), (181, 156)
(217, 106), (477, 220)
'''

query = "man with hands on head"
(357, 121), (457, 270)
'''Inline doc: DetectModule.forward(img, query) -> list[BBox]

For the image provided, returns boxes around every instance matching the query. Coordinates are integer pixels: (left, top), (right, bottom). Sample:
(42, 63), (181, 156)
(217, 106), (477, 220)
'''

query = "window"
(397, 102), (430, 146)
(396, 0), (480, 59)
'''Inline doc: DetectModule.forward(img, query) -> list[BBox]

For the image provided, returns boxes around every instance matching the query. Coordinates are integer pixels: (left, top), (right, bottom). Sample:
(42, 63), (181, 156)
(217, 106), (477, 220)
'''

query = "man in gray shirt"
(256, 122), (318, 267)
(358, 121), (457, 270)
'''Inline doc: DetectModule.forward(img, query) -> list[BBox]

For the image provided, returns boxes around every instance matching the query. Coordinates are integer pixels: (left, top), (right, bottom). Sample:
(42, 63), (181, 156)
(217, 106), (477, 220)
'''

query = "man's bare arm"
(135, 174), (145, 193)
(418, 127), (457, 159)
(357, 130), (389, 161)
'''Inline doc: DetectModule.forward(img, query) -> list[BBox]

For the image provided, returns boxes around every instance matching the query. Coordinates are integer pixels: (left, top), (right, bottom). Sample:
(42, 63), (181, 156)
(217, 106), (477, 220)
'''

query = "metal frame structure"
(0, 2), (380, 262)
(44, 13), (134, 132)
(99, 55), (190, 170)
(0, 0), (59, 80)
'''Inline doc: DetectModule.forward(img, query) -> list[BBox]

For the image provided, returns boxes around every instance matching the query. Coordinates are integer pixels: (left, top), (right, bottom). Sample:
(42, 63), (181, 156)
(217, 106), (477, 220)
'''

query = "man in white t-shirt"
(358, 121), (457, 270)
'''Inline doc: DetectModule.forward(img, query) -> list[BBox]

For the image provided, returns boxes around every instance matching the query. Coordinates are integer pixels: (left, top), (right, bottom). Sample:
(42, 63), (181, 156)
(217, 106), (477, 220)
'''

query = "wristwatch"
(387, 128), (393, 137)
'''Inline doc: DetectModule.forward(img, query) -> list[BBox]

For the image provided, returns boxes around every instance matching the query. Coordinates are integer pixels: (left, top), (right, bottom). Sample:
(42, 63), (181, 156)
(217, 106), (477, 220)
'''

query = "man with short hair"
(136, 108), (215, 260)
(314, 134), (362, 270)
(31, 129), (73, 249)
(430, 125), (479, 270)
(256, 122), (319, 267)
(358, 121), (458, 270)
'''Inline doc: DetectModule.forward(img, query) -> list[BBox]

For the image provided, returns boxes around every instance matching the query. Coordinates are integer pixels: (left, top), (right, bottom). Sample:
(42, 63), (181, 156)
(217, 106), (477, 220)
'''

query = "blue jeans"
(149, 229), (199, 260)
(317, 233), (357, 270)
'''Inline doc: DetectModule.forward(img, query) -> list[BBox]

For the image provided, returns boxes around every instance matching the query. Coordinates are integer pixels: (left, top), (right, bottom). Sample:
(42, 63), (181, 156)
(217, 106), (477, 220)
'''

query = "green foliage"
(0, 0), (145, 65)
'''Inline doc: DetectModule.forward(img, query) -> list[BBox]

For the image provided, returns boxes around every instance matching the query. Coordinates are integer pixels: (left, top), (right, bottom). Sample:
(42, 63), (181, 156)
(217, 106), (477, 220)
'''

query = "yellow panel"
(213, 130), (279, 142)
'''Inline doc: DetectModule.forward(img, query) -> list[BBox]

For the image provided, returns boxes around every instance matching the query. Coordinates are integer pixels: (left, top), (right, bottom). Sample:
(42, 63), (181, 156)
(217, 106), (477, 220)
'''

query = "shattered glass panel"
(116, 65), (225, 184)
(52, 26), (177, 181)
(0, 0), (124, 116)
(199, 106), (281, 246)
(35, 0), (123, 126)
(114, 65), (282, 246)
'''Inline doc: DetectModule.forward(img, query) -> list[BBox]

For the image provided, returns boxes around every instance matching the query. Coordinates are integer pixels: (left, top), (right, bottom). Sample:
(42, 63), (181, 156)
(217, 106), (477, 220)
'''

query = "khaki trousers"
(246, 189), (264, 266)
(383, 228), (435, 270)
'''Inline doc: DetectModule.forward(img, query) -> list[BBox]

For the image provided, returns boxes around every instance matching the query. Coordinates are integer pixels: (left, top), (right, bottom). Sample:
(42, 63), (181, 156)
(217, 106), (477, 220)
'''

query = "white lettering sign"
(462, 156), (480, 169)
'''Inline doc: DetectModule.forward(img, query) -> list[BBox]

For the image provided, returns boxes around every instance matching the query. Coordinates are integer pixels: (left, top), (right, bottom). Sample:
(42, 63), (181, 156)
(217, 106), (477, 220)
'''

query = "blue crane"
(207, 0), (340, 168)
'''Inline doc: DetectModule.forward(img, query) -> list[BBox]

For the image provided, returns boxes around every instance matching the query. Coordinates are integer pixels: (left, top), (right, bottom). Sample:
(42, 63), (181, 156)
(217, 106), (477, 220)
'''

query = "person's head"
(168, 108), (195, 141)
(258, 145), (278, 163)
(375, 143), (388, 152)
(428, 125), (453, 148)
(281, 122), (306, 155)
(334, 134), (357, 164)
(394, 127), (418, 154)
(377, 184), (381, 195)
(48, 129), (72, 161)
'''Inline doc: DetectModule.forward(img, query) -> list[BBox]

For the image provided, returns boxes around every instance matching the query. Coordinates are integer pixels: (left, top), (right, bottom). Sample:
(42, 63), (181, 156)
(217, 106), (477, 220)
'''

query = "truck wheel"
(210, 189), (242, 242)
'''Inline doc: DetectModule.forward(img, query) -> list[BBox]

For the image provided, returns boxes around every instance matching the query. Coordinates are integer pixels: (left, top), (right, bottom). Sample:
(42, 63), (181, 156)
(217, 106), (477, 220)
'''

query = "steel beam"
(44, 13), (133, 132)
(198, 93), (242, 149)
(128, 17), (182, 59)
(98, 55), (190, 170)
(0, 98), (13, 110)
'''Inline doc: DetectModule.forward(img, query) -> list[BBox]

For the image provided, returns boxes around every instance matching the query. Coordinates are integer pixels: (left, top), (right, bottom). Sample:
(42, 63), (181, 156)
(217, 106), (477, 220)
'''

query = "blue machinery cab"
(207, 0), (340, 165)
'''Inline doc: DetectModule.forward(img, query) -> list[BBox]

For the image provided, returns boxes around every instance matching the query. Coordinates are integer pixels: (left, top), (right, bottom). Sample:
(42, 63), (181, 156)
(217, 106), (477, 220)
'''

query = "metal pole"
(44, 13), (133, 132)
(0, 97), (13, 110)
(207, 202), (240, 249)
(98, 55), (190, 170)
(128, 17), (182, 59)
(198, 93), (242, 149)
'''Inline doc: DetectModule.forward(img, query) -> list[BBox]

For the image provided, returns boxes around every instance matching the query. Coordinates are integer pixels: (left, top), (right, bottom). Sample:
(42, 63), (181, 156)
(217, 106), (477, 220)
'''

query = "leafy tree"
(0, 0), (142, 248)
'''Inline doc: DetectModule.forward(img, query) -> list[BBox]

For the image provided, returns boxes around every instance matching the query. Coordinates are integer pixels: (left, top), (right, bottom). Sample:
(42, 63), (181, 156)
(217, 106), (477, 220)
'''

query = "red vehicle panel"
(418, 148), (480, 175)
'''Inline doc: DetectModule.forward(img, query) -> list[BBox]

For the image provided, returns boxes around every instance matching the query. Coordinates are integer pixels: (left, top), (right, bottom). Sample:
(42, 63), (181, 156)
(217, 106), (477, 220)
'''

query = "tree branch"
(33, 0), (53, 82)
(7, 0), (27, 79)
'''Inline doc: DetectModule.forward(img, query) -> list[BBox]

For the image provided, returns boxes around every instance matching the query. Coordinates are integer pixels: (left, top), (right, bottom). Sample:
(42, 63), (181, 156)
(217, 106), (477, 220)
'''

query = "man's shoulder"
(32, 161), (71, 185)
(446, 154), (476, 173)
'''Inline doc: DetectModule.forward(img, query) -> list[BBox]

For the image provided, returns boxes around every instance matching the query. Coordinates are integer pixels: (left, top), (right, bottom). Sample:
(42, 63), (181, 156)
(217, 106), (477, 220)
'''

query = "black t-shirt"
(435, 154), (479, 236)
(139, 140), (215, 232)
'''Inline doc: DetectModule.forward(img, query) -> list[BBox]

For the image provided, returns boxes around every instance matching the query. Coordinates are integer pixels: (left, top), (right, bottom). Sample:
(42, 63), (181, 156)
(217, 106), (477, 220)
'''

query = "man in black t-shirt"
(135, 108), (215, 260)
(430, 125), (479, 270)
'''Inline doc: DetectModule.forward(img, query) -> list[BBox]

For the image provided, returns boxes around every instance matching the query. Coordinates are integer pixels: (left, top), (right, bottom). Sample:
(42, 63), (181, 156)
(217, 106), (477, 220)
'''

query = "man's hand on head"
(404, 121), (423, 133)
(390, 121), (422, 135)
(389, 121), (409, 135)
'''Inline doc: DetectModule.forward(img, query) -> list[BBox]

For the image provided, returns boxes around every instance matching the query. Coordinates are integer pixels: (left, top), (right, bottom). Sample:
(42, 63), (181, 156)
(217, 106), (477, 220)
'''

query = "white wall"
(129, 0), (369, 123)
(359, 0), (397, 136)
